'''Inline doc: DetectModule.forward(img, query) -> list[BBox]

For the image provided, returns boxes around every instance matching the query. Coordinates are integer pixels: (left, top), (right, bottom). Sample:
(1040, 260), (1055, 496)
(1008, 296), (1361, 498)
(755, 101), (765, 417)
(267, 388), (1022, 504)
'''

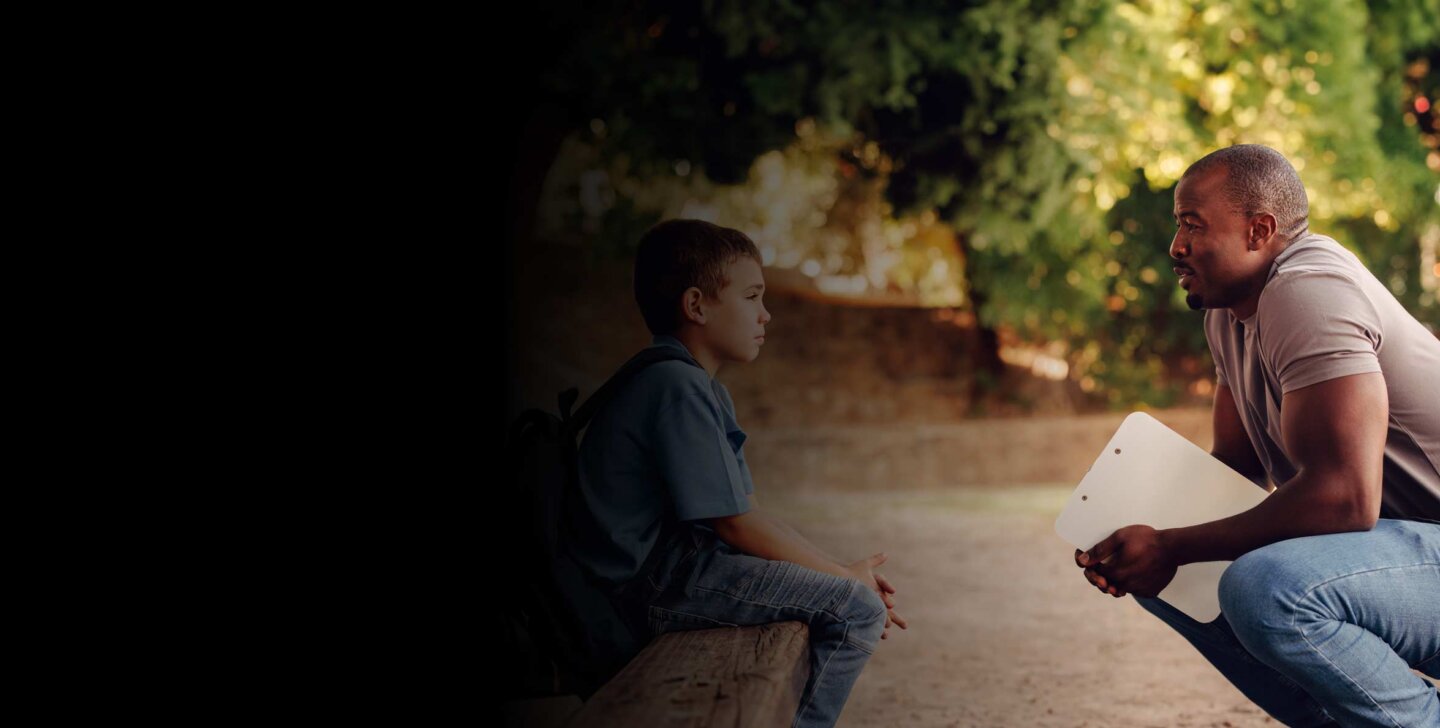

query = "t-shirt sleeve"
(714, 382), (755, 497)
(1256, 270), (1383, 394)
(731, 430), (755, 496)
(652, 391), (752, 522)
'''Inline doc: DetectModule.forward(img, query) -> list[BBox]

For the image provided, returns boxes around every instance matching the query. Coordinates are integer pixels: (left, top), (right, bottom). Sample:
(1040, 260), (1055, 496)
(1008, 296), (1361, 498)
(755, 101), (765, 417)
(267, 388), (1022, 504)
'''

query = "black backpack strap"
(564, 346), (702, 435)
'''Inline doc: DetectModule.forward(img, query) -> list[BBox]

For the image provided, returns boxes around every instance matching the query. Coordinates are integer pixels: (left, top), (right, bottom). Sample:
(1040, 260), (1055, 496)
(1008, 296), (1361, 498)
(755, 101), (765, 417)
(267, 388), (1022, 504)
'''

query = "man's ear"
(680, 287), (707, 325)
(1249, 213), (1278, 250)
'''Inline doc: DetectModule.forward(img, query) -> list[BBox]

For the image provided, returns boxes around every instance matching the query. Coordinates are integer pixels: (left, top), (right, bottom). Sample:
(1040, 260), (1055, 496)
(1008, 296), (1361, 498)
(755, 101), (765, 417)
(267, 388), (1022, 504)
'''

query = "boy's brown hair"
(633, 219), (763, 335)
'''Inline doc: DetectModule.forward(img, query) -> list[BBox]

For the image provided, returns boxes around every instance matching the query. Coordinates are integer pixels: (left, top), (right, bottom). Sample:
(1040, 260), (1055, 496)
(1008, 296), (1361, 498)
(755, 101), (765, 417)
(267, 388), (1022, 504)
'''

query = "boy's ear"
(680, 286), (707, 325)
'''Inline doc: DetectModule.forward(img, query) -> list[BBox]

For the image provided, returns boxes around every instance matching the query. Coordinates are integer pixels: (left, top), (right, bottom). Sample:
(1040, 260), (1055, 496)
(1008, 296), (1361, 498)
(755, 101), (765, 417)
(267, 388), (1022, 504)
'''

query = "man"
(1073, 144), (1440, 727)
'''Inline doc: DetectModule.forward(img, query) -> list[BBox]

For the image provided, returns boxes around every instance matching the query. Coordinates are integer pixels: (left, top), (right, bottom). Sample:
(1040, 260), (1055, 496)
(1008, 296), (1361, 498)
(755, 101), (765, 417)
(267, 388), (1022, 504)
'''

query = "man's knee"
(1218, 546), (1301, 655)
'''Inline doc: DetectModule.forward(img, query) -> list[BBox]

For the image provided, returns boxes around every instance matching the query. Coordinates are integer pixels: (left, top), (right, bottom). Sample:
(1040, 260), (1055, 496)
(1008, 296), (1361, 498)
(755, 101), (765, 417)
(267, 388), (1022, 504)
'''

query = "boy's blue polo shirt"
(570, 334), (755, 591)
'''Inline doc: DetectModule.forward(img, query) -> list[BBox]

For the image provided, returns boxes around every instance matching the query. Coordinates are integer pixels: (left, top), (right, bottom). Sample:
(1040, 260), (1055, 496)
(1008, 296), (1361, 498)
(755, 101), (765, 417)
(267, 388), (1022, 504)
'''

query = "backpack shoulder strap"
(565, 346), (703, 434)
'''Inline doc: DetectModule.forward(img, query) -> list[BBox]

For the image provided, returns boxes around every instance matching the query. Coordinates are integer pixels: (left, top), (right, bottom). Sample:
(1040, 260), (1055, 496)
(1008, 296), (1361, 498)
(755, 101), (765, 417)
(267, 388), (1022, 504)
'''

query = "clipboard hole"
(1081, 495), (1087, 501)
(1114, 448), (1121, 455)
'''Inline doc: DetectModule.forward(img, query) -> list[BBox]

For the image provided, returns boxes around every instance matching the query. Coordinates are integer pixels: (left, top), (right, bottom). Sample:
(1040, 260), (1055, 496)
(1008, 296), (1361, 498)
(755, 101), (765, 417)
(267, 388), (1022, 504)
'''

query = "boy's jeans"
(1134, 518), (1440, 727)
(637, 526), (887, 728)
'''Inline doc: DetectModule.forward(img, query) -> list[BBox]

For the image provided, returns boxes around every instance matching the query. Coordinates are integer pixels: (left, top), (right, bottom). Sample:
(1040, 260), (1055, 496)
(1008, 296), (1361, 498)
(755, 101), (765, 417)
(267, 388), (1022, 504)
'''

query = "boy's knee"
(832, 580), (887, 651)
(847, 580), (887, 622)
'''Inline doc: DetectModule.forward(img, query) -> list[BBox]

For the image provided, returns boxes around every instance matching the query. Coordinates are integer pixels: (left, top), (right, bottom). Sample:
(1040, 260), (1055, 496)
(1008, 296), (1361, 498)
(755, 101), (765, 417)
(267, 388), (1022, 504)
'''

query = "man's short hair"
(1183, 144), (1310, 244)
(633, 219), (763, 335)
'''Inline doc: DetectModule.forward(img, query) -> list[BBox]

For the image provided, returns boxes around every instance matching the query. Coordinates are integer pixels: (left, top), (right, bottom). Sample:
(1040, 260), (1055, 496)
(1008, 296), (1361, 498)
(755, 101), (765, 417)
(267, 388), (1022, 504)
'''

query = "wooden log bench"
(571, 620), (811, 727)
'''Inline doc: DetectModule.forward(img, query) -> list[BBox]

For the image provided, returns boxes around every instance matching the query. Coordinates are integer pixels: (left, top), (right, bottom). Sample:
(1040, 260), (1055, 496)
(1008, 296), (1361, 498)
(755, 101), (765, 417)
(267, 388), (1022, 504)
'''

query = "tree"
(509, 0), (1440, 406)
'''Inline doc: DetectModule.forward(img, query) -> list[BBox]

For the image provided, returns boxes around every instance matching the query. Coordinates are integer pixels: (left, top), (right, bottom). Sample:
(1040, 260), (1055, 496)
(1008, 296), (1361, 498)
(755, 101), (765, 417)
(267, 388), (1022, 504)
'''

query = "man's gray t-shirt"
(1204, 232), (1440, 523)
(570, 334), (755, 591)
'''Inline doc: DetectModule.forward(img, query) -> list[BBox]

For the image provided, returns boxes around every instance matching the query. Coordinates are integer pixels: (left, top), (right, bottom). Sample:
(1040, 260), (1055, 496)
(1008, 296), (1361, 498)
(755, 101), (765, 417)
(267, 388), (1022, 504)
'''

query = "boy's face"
(699, 256), (771, 364)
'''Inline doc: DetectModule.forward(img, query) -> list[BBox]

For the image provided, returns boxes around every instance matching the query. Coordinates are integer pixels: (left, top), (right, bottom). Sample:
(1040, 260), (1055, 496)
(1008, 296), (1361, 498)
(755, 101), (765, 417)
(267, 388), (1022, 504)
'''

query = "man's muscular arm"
(1081, 372), (1387, 598)
(1160, 372), (1387, 563)
(1078, 382), (1267, 596)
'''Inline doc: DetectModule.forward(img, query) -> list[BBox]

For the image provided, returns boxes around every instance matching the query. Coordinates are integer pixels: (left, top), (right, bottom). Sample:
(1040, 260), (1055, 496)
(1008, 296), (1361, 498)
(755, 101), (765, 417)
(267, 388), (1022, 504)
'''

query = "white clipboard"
(1054, 412), (1270, 622)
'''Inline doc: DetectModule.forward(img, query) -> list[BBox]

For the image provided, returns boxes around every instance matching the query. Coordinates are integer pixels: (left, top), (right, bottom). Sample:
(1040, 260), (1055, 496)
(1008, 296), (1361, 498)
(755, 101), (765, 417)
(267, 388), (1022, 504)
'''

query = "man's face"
(1169, 166), (1267, 312)
(701, 256), (771, 364)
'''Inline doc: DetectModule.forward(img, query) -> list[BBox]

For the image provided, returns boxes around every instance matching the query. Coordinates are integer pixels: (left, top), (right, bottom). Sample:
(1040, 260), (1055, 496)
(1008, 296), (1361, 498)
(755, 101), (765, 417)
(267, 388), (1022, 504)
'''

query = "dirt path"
(765, 486), (1436, 728)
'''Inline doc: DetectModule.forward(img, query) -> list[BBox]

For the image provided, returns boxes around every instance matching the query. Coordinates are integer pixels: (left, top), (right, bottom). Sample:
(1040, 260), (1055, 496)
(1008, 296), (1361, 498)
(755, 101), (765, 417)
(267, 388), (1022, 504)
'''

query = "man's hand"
(848, 552), (908, 639)
(1073, 525), (1178, 599)
(1074, 547), (1125, 597)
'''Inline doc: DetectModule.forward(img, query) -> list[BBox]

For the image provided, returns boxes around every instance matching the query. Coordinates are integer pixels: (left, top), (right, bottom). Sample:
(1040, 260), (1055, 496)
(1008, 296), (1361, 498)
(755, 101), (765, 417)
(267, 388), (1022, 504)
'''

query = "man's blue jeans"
(1134, 518), (1440, 727)
(639, 526), (887, 728)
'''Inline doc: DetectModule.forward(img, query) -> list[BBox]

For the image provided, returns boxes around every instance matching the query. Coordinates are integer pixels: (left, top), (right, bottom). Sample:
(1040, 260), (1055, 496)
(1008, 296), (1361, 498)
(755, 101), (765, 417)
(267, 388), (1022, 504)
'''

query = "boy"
(567, 219), (906, 728)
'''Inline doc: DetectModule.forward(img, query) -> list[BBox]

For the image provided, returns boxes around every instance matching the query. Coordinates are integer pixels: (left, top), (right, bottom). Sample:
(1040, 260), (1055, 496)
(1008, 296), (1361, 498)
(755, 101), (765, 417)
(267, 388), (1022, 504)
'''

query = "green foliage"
(532, 0), (1440, 407)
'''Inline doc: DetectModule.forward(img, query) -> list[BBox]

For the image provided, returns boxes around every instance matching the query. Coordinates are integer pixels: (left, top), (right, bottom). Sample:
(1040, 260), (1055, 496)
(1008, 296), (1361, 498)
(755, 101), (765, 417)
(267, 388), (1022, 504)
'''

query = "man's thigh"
(1218, 517), (1440, 672)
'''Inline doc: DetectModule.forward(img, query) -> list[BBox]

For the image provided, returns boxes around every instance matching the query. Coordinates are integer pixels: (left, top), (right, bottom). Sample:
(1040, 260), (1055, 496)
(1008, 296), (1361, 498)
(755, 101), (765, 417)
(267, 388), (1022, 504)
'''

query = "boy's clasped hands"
(849, 552), (908, 639)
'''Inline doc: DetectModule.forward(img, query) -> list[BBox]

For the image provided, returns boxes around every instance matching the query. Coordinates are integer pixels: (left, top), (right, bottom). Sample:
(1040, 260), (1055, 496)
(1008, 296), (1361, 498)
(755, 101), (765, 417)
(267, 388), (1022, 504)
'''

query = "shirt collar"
(1268, 231), (1329, 281)
(651, 333), (688, 351)
(1231, 233), (1327, 326)
(1238, 231), (1324, 325)
(650, 334), (712, 379)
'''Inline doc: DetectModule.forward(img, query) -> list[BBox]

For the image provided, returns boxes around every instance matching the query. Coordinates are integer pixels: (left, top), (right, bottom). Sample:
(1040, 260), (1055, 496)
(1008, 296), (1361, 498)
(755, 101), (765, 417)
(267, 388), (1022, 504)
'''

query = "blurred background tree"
(509, 0), (1440, 409)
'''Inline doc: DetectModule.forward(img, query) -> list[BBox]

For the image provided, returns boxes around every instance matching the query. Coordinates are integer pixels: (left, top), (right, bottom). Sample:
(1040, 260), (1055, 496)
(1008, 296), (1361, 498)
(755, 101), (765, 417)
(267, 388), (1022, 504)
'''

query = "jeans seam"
(1293, 561), (1440, 603)
(792, 615), (849, 727)
(846, 590), (886, 655)
(694, 577), (882, 656)
(648, 604), (738, 628)
(692, 581), (857, 627)
(1293, 603), (1403, 728)
(1290, 564), (1440, 728)
(842, 605), (881, 652)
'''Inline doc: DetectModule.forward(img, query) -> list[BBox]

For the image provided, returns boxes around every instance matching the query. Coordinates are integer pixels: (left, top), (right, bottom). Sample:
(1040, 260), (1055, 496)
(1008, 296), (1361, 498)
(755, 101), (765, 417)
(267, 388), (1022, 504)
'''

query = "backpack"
(499, 346), (702, 700)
